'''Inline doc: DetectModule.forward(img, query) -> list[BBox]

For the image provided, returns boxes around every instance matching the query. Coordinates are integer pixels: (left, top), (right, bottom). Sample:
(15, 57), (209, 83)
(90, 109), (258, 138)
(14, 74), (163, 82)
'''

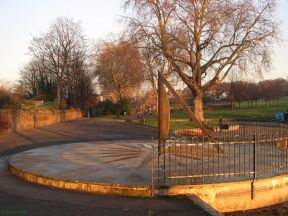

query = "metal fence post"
(151, 138), (154, 191)
(251, 134), (256, 199)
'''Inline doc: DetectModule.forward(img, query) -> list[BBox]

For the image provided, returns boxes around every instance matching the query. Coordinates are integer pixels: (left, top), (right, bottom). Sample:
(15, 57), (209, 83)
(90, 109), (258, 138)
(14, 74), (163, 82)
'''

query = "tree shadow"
(38, 128), (89, 140)
(14, 131), (39, 144)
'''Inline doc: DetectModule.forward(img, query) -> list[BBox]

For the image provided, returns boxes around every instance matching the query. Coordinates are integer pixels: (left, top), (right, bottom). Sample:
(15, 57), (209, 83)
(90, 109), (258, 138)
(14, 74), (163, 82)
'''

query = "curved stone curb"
(8, 161), (288, 212)
(155, 174), (288, 212)
(8, 164), (153, 197)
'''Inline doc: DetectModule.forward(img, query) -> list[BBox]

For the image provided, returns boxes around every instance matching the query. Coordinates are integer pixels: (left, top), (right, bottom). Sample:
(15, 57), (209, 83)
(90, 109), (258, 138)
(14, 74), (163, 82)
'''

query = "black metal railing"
(152, 122), (288, 186)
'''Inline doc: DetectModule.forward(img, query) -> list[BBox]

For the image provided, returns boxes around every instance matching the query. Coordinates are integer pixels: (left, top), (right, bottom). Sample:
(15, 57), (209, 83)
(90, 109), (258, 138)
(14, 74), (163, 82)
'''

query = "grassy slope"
(171, 96), (288, 121)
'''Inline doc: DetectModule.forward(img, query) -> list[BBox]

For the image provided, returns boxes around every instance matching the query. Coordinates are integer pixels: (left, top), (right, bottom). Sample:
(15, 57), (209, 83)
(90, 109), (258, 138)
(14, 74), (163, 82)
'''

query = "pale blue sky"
(0, 0), (287, 81)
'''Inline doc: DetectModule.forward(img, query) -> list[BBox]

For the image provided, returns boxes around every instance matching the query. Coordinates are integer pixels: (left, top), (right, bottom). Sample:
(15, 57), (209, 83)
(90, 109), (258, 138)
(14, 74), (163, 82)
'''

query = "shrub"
(118, 98), (132, 115)
(0, 94), (11, 109)
(92, 100), (114, 116)
(92, 98), (132, 117)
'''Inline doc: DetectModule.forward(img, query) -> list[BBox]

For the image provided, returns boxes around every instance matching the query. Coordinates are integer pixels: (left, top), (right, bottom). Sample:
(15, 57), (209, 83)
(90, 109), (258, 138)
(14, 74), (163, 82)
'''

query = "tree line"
(1, 0), (281, 120)
(207, 78), (288, 108)
(16, 17), (146, 113)
(19, 17), (93, 111)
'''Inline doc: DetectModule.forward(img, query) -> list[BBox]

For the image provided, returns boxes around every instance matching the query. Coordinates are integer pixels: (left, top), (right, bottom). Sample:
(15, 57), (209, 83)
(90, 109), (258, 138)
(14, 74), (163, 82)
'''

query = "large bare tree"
(125, 0), (278, 120)
(29, 17), (87, 109)
(94, 40), (144, 101)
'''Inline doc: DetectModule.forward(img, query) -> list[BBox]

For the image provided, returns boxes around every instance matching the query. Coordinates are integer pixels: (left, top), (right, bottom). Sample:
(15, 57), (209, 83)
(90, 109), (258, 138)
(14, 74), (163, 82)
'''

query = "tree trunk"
(118, 86), (125, 101)
(153, 90), (158, 114)
(277, 98), (279, 107)
(194, 94), (204, 121)
(56, 79), (61, 109)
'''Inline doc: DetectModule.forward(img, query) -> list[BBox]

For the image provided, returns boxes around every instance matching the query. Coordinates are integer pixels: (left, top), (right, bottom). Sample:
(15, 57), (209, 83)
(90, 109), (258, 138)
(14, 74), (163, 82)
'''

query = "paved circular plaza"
(9, 140), (154, 189)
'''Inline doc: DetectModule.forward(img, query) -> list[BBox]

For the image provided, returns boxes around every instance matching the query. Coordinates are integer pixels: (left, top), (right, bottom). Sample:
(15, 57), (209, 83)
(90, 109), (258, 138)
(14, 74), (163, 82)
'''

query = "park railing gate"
(152, 122), (288, 186)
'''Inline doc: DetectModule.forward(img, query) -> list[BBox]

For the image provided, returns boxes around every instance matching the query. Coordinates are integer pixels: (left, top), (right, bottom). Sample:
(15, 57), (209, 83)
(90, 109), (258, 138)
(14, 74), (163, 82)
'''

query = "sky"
(0, 0), (287, 82)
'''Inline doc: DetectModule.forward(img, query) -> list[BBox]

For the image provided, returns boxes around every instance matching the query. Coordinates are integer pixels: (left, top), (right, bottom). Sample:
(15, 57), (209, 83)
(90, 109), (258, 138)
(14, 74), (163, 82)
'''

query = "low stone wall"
(157, 174), (288, 212)
(0, 109), (82, 135)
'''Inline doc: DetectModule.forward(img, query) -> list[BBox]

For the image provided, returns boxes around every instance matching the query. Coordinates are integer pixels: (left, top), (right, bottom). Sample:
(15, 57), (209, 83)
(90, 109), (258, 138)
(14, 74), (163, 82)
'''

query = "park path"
(0, 118), (157, 156)
(0, 118), (211, 216)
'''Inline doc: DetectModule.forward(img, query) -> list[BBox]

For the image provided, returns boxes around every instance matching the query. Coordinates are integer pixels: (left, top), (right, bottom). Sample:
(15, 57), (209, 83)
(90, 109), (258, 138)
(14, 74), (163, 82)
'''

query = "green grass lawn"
(171, 96), (288, 121)
(95, 97), (288, 128)
(140, 97), (288, 129)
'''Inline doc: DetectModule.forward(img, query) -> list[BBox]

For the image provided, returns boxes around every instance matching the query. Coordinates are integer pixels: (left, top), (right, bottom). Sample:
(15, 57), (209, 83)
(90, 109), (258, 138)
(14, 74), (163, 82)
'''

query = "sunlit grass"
(172, 96), (288, 120)
(95, 97), (288, 128)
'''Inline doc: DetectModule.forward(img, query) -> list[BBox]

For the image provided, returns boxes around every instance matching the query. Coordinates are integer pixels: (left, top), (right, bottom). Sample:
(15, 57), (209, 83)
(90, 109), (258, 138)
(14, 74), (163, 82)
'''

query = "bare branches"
(124, 0), (278, 120)
(27, 17), (90, 109)
(94, 39), (144, 101)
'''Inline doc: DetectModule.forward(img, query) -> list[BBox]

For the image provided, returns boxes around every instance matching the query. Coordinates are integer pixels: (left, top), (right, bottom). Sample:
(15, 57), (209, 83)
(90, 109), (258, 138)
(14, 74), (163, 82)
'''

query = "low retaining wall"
(157, 174), (288, 213)
(0, 109), (82, 135)
(9, 156), (288, 212)
(9, 164), (152, 197)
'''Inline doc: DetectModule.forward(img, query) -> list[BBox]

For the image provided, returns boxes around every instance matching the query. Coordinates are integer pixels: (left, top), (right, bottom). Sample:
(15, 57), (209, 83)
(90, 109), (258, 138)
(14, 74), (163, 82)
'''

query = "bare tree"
(140, 42), (173, 111)
(229, 81), (250, 108)
(0, 81), (12, 109)
(260, 78), (287, 107)
(247, 82), (261, 108)
(19, 60), (39, 98)
(94, 39), (144, 101)
(19, 59), (56, 100)
(29, 17), (87, 109)
(0, 81), (24, 110)
(125, 0), (278, 120)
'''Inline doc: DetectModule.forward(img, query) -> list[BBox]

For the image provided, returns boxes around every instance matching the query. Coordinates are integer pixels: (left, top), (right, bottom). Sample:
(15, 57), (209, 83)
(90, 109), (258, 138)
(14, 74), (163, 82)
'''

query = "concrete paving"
(1, 155), (210, 216)
(0, 119), (157, 156)
(9, 141), (153, 186)
(0, 119), (211, 216)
